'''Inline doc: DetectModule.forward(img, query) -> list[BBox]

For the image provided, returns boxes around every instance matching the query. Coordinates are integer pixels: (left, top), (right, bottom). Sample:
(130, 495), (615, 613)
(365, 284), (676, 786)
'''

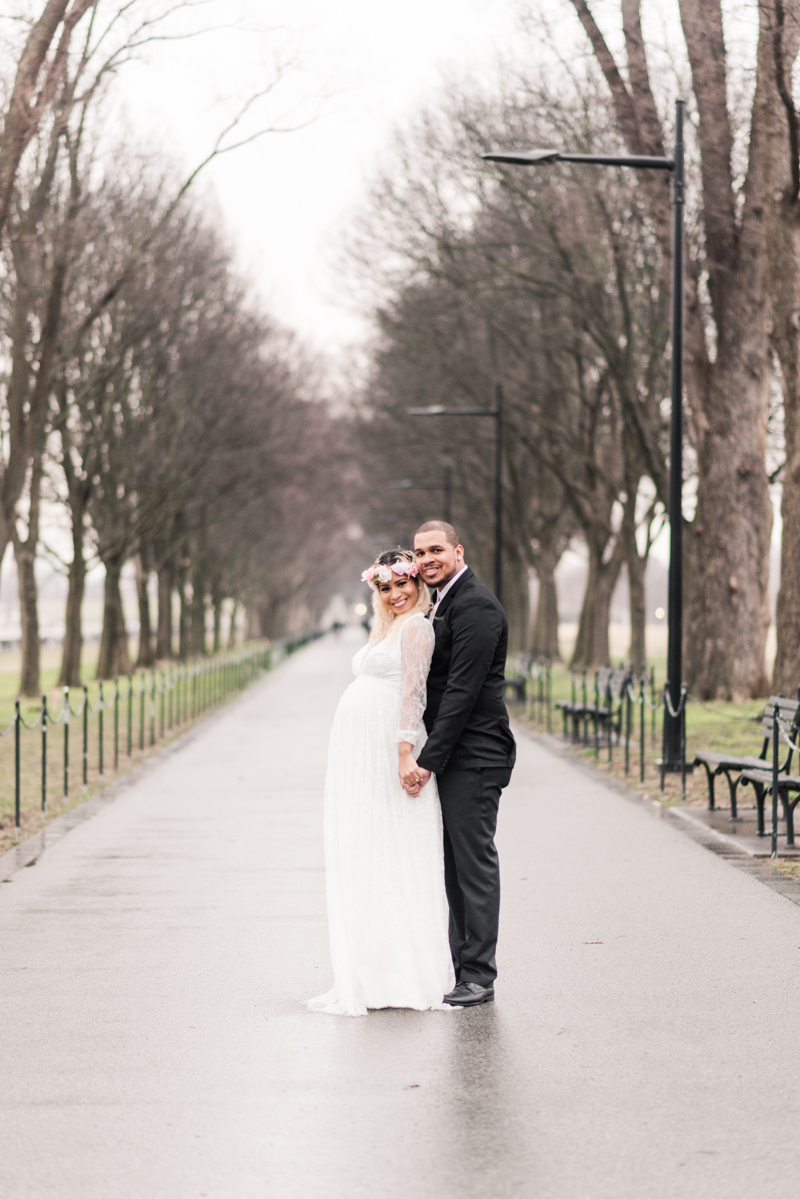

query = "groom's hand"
(403, 770), (430, 797)
(399, 754), (432, 793)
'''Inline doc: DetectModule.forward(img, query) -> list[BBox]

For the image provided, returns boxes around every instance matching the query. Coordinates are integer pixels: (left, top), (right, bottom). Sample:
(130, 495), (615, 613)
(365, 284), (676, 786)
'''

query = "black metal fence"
(522, 662), (677, 784)
(5, 631), (323, 834)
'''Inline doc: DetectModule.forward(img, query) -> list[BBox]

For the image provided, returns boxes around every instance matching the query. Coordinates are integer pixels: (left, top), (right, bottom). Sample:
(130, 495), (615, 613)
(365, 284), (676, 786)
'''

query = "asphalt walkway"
(2, 628), (800, 1199)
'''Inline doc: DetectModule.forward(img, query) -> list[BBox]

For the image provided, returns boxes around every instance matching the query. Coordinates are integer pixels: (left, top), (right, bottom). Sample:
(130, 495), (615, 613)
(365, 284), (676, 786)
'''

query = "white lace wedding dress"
(308, 613), (455, 1016)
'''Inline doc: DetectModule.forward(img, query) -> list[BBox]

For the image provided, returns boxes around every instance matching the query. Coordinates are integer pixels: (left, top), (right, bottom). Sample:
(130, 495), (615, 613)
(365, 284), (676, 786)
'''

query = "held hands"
(399, 746), (431, 797)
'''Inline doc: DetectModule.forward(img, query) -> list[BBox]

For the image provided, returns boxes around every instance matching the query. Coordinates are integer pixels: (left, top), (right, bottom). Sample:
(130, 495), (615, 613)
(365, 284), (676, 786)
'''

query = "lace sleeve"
(397, 616), (435, 744)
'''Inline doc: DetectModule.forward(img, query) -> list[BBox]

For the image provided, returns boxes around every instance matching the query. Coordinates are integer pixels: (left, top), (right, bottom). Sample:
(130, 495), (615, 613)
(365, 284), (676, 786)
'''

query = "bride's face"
(376, 572), (419, 618)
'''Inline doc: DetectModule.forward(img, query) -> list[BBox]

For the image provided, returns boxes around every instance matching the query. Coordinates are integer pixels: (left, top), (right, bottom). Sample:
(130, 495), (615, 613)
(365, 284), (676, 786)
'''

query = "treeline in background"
(5, 2), (800, 705)
(349, 1), (800, 702)
(0, 2), (352, 697)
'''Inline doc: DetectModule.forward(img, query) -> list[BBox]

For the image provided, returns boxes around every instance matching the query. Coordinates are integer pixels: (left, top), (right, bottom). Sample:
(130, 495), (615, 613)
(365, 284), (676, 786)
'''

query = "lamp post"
(389, 468), (453, 524)
(482, 99), (686, 772)
(408, 384), (504, 605)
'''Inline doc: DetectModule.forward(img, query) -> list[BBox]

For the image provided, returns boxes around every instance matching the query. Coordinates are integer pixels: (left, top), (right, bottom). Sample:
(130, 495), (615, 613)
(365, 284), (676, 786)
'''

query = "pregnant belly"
(335, 675), (399, 729)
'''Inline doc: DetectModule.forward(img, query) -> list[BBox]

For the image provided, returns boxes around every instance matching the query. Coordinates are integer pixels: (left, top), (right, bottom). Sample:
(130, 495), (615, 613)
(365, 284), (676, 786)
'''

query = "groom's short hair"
(414, 520), (459, 547)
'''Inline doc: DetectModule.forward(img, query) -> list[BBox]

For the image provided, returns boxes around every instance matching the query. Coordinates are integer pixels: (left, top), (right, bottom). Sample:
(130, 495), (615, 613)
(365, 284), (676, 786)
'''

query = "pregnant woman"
(308, 548), (454, 1016)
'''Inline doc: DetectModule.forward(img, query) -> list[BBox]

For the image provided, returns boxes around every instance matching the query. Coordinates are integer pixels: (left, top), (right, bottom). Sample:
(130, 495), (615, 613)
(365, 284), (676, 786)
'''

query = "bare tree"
(568, 0), (774, 698)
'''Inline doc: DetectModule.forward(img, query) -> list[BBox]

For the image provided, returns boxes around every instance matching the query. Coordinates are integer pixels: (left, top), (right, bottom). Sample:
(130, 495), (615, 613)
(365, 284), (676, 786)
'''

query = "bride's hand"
(399, 746), (431, 793)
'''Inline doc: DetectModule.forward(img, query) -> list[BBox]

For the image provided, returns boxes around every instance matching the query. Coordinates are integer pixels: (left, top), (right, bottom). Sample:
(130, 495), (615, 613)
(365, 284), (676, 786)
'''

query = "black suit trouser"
(437, 766), (512, 987)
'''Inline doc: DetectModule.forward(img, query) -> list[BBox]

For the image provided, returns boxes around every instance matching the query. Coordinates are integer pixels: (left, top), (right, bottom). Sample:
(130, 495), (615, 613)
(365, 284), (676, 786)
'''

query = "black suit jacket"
(416, 567), (516, 774)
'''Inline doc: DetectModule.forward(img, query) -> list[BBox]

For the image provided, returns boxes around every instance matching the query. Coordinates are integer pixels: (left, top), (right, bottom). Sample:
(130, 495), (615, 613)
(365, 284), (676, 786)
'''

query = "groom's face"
(413, 532), (464, 589)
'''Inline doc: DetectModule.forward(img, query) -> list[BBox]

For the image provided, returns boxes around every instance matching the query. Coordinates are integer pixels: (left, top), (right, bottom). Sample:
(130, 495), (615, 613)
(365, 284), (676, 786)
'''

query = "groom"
(402, 521), (516, 1007)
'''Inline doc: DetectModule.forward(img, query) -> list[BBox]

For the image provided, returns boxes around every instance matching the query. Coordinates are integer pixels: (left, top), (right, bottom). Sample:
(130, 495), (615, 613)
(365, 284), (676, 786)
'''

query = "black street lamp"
(408, 384), (504, 605)
(389, 468), (453, 524)
(482, 99), (686, 772)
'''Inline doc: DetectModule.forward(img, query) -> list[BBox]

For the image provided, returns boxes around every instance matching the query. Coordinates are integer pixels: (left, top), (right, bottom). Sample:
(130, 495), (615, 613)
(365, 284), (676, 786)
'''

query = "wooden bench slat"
(695, 752), (769, 769)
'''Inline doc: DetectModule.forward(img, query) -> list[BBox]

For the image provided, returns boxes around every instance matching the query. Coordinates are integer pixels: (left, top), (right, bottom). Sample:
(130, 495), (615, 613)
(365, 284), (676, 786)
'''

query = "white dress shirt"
(430, 564), (468, 619)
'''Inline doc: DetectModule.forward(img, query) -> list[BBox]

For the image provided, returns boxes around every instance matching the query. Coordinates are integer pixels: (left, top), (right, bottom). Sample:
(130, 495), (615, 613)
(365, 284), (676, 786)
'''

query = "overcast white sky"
(111, 0), (537, 357)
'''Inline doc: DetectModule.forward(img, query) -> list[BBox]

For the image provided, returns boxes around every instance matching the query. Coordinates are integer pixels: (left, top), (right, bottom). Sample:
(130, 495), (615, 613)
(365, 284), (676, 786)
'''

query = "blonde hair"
(368, 549), (432, 643)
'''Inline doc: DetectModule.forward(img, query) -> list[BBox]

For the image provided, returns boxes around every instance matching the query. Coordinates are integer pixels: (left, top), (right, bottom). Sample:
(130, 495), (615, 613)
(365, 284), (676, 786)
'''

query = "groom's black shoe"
(443, 982), (494, 1006)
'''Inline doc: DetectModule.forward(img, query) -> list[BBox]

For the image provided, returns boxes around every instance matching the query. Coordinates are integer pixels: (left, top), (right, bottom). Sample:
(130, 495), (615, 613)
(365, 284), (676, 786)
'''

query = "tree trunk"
(571, 537), (625, 668)
(685, 354), (773, 699)
(156, 563), (174, 660)
(178, 564), (191, 660)
(571, 0), (774, 699)
(227, 601), (238, 649)
(13, 529), (40, 698)
(621, 503), (648, 674)
(530, 544), (562, 661)
(212, 582), (223, 654)
(625, 557), (647, 674)
(13, 450), (45, 697)
(58, 504), (87, 688)
(97, 561), (131, 679)
(135, 555), (154, 668)
(760, 1), (800, 693)
(189, 565), (207, 657)
(503, 550), (530, 653)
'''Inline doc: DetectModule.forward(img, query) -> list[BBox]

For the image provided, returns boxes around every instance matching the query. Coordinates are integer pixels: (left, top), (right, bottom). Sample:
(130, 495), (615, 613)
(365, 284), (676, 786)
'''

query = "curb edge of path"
(0, 666), (281, 887)
(514, 721), (800, 909)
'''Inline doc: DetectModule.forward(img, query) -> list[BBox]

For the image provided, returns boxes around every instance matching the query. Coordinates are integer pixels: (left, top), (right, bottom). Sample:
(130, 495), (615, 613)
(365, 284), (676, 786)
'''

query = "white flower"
(376, 565), (393, 583)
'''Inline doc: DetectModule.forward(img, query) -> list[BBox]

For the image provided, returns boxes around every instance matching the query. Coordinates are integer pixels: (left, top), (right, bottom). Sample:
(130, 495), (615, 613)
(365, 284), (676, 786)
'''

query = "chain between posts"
(5, 634), (318, 835)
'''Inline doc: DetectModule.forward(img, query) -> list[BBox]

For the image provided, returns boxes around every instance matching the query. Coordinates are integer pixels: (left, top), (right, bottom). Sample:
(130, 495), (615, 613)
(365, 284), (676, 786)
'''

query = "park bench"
(504, 651), (534, 703)
(556, 667), (629, 745)
(582, 667), (630, 746)
(735, 697), (800, 844)
(555, 669), (586, 739)
(693, 691), (800, 826)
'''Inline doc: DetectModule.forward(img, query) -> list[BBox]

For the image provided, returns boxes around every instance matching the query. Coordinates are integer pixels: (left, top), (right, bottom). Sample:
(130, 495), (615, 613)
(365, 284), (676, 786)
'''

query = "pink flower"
(360, 558), (419, 587)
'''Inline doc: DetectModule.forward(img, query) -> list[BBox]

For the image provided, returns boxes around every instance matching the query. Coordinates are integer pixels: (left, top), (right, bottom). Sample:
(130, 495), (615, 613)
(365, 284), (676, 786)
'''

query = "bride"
(308, 548), (455, 1016)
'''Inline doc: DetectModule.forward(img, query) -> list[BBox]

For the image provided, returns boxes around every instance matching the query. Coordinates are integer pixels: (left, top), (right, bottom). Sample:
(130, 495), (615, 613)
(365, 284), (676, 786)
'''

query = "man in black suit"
(400, 520), (516, 1007)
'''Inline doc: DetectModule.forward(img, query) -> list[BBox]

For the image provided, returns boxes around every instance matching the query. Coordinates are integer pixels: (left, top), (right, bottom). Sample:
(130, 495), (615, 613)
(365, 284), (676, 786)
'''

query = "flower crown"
(361, 559), (420, 588)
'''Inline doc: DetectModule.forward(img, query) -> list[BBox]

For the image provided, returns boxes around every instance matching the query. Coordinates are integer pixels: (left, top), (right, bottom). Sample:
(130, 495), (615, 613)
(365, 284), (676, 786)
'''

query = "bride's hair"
(368, 548), (432, 643)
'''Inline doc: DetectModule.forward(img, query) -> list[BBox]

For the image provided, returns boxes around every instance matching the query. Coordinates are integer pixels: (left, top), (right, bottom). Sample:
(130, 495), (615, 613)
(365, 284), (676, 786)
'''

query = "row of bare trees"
(0, 2), (351, 695)
(352, 0), (800, 699)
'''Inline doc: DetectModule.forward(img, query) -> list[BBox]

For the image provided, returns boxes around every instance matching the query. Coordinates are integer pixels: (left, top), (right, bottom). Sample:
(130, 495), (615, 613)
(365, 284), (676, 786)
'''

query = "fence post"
(127, 675), (133, 758)
(594, 671), (600, 759)
(772, 701), (780, 859)
(41, 694), (47, 812)
(98, 681), (104, 777)
(63, 686), (69, 799)
(624, 681), (631, 777)
(607, 677), (613, 765)
(82, 684), (88, 790)
(680, 684), (687, 804)
(14, 700), (20, 830)
(160, 671), (165, 739)
(650, 665), (656, 747)
(639, 675), (645, 784)
(150, 670), (156, 747)
(114, 678), (119, 772)
(546, 661), (552, 732)
(139, 674), (145, 751)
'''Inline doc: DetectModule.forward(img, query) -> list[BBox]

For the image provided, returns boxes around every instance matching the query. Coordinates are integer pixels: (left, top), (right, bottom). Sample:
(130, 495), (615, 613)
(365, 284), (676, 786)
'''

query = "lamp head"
(482, 149), (561, 166)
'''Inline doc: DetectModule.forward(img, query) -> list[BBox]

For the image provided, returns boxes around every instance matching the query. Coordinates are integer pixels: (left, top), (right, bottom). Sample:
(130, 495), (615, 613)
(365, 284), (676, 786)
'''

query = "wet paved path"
(2, 629), (800, 1199)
